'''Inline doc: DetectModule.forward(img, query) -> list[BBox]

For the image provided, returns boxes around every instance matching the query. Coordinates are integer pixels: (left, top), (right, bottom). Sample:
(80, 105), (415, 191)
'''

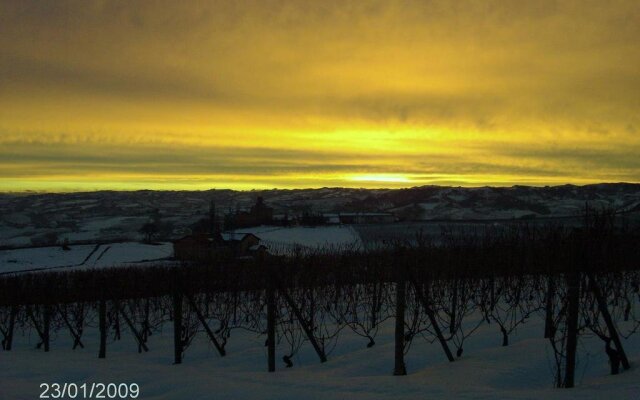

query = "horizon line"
(2, 181), (638, 195)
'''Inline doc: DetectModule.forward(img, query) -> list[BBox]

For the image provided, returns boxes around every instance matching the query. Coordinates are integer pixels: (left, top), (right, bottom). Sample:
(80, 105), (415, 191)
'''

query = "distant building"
(233, 197), (274, 228)
(173, 234), (218, 261)
(173, 232), (264, 262)
(220, 232), (261, 254)
(323, 212), (395, 224)
(323, 214), (341, 224)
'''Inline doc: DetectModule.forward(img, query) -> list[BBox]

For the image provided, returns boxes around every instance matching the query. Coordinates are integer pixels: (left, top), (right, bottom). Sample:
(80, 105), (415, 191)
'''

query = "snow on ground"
(84, 242), (173, 268)
(0, 242), (174, 274)
(0, 245), (97, 273)
(1, 311), (638, 399)
(61, 216), (148, 243)
(0, 215), (148, 247)
(233, 225), (363, 252)
(80, 217), (144, 235)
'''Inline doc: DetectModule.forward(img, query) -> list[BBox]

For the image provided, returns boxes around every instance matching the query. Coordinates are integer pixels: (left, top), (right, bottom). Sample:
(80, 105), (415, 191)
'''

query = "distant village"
(173, 197), (395, 262)
(225, 196), (395, 228)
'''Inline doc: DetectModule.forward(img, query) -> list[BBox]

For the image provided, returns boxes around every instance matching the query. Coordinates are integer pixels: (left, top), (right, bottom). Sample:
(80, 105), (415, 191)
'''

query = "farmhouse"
(173, 232), (263, 262)
(323, 212), (396, 224)
(233, 197), (274, 228)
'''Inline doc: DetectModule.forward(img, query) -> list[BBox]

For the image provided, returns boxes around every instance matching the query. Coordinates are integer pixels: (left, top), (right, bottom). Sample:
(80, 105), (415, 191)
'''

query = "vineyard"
(1, 212), (639, 392)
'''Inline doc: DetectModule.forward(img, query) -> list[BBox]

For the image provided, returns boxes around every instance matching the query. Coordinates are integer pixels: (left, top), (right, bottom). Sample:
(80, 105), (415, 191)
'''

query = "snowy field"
(232, 225), (363, 253)
(1, 227), (639, 399)
(0, 215), (152, 248)
(0, 242), (174, 274)
(0, 226), (363, 275)
(0, 226), (361, 274)
(1, 312), (638, 399)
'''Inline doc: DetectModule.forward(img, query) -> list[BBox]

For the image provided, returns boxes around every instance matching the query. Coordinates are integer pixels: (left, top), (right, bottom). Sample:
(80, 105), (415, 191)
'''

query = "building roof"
(335, 212), (393, 216)
(175, 232), (260, 244)
(220, 232), (260, 242)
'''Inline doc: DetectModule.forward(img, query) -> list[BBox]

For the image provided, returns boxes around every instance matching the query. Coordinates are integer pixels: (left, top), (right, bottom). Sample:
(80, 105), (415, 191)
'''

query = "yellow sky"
(1, 0), (639, 191)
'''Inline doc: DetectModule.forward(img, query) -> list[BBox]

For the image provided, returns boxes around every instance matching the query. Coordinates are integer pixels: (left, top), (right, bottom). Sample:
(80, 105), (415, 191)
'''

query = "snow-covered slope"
(0, 245), (96, 272)
(233, 226), (362, 253)
(0, 242), (174, 274)
(1, 184), (639, 248)
(1, 308), (638, 399)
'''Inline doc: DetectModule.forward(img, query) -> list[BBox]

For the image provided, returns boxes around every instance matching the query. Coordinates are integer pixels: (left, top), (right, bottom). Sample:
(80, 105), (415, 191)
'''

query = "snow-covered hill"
(0, 242), (173, 275)
(233, 225), (363, 254)
(2, 303), (638, 399)
(1, 184), (639, 248)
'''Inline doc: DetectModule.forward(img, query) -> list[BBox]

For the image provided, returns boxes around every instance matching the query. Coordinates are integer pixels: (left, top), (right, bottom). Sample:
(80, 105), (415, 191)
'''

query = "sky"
(1, 0), (639, 191)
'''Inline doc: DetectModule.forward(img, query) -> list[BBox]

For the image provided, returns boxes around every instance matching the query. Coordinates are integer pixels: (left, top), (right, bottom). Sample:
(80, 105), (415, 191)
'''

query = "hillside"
(1, 184), (639, 248)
